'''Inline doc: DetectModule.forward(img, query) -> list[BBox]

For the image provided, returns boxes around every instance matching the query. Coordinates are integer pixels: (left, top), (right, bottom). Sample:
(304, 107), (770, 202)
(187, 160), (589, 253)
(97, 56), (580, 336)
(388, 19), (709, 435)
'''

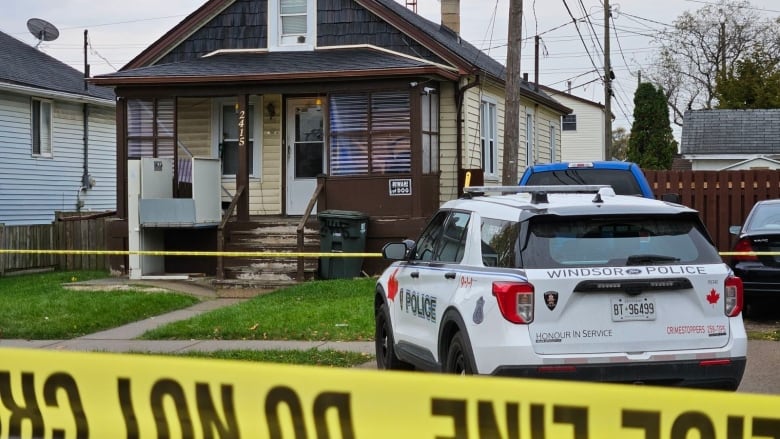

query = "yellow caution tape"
(0, 348), (777, 438)
(0, 249), (773, 258)
(0, 249), (381, 258)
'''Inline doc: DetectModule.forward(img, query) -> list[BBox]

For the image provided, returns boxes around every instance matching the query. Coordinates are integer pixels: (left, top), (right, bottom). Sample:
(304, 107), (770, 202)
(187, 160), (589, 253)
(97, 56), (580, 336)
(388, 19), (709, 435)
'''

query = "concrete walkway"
(0, 278), (374, 362)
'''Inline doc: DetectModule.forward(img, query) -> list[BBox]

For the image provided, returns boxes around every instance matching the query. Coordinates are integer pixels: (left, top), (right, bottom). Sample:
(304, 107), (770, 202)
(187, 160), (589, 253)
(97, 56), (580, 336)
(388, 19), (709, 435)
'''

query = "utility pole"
(604, 0), (612, 160)
(503, 0), (522, 185)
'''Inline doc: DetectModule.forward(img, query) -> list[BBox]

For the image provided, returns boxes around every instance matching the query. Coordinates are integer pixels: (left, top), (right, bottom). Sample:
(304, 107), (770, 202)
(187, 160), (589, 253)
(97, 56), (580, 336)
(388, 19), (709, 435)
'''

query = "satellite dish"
(27, 18), (59, 48)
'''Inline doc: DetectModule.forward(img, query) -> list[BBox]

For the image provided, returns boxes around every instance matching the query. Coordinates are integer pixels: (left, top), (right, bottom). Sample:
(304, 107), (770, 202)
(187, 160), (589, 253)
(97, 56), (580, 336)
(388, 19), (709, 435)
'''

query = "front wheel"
(375, 303), (412, 370)
(444, 332), (476, 375)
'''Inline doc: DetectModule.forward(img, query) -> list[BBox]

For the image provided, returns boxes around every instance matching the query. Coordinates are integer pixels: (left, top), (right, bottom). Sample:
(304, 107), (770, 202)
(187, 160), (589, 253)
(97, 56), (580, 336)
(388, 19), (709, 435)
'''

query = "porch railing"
(216, 185), (245, 280)
(296, 178), (325, 281)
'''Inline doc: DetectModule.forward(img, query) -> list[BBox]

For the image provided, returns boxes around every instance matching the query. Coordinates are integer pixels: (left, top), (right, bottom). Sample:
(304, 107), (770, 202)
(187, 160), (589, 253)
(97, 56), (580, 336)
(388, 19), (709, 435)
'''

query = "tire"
(444, 332), (476, 375)
(375, 303), (412, 370)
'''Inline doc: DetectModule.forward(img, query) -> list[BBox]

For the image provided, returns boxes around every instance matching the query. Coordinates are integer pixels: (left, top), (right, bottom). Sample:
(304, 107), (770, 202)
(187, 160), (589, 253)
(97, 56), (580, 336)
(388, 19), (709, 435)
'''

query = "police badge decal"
(544, 291), (558, 311)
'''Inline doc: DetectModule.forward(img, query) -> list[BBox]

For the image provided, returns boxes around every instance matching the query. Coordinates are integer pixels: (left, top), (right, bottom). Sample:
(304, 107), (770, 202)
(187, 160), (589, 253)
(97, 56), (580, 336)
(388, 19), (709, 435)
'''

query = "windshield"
(525, 169), (643, 196)
(522, 215), (721, 269)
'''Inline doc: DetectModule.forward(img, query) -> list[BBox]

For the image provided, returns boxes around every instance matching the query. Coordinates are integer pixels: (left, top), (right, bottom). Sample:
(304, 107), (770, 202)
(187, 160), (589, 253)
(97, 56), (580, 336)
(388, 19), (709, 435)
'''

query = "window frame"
(480, 98), (498, 180)
(328, 91), (411, 177)
(421, 89), (440, 175)
(31, 98), (53, 157)
(127, 98), (176, 159)
(268, 0), (316, 51)
(562, 114), (577, 131)
(211, 98), (262, 179)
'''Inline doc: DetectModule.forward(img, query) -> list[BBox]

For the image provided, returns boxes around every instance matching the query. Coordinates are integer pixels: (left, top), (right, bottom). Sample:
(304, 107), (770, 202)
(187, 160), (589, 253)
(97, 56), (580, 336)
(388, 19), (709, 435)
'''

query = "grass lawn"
(141, 277), (376, 341)
(154, 349), (373, 367)
(747, 330), (780, 341)
(0, 270), (199, 339)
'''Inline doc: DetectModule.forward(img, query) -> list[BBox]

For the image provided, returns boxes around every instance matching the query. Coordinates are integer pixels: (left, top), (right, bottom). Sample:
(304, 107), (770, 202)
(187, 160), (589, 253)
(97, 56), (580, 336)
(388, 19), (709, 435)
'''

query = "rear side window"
(522, 215), (721, 268)
(480, 218), (519, 267)
(525, 169), (643, 196)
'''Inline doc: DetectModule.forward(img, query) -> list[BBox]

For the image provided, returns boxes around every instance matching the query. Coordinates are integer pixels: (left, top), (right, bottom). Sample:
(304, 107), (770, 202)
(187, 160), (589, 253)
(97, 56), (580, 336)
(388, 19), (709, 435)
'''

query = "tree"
(610, 127), (629, 161)
(627, 83), (677, 170)
(716, 47), (780, 108)
(647, 0), (780, 125)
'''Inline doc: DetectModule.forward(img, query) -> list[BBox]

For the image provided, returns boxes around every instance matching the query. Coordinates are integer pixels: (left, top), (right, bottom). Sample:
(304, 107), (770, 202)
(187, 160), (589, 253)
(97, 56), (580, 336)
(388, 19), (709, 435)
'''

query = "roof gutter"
(0, 82), (114, 107)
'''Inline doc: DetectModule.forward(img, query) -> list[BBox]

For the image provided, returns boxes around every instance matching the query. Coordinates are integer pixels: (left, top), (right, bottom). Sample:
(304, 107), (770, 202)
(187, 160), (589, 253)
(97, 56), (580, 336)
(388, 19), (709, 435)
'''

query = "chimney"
(441, 0), (460, 34)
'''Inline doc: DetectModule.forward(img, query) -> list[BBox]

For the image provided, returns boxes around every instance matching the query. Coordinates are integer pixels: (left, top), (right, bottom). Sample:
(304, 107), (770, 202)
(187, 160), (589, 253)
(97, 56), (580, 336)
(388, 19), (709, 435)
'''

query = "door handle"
(444, 272), (456, 279)
(410, 271), (419, 279)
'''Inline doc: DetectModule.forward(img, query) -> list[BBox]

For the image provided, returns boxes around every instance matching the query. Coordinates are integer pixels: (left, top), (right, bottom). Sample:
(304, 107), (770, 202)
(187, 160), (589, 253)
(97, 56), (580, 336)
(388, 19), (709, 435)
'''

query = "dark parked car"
(729, 199), (780, 312)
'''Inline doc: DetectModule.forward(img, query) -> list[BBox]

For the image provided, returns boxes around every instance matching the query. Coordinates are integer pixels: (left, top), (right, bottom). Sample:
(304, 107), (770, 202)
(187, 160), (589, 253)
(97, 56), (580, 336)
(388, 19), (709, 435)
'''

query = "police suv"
(374, 185), (746, 390)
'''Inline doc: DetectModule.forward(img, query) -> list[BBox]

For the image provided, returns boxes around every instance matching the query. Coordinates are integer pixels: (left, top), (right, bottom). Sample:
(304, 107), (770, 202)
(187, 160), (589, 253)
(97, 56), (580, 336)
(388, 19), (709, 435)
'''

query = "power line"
(561, 0), (602, 78)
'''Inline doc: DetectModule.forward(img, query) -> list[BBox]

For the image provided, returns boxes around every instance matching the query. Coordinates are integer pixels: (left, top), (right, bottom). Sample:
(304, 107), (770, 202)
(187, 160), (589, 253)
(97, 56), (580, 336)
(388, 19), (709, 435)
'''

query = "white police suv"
(374, 185), (746, 390)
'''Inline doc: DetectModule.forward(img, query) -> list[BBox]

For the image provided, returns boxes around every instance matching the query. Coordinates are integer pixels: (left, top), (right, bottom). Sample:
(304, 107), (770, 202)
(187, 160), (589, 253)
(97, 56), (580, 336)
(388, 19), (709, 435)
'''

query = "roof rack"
(463, 185), (610, 194)
(462, 185), (614, 204)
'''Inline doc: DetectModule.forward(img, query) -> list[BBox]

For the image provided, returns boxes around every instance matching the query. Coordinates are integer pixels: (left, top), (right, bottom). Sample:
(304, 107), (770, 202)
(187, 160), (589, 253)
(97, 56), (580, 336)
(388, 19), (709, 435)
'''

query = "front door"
(286, 98), (324, 215)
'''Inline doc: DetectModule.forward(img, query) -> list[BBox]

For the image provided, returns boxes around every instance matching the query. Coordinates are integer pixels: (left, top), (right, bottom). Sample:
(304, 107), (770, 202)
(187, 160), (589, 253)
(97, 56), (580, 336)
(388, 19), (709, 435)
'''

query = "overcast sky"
(1, 0), (779, 136)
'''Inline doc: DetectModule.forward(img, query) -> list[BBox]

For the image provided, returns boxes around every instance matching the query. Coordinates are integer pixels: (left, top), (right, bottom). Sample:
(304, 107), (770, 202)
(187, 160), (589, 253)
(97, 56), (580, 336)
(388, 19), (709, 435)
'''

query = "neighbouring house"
(90, 0), (571, 284)
(536, 83), (607, 162)
(0, 30), (116, 225)
(681, 109), (780, 171)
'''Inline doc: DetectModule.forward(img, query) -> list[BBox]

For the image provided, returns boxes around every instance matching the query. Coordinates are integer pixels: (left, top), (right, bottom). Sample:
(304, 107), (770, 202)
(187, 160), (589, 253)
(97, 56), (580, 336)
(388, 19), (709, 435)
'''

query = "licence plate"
(611, 296), (656, 321)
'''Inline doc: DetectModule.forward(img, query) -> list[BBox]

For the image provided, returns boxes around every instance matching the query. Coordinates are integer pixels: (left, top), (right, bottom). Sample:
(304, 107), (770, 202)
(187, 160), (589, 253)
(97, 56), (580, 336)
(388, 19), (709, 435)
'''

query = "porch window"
(268, 0), (315, 51)
(329, 91), (411, 176)
(421, 89), (439, 174)
(127, 98), (175, 158)
(480, 99), (497, 178)
(31, 98), (52, 157)
(219, 104), (257, 176)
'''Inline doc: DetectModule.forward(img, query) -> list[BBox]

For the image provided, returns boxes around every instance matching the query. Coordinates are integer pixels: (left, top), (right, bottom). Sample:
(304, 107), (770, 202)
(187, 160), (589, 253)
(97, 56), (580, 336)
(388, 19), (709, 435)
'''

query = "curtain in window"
(280, 0), (307, 35)
(329, 91), (411, 176)
(127, 98), (175, 158)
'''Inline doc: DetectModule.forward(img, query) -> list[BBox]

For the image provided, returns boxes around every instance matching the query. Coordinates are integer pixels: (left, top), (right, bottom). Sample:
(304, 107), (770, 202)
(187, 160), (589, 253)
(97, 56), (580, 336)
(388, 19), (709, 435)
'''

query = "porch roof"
(91, 46), (459, 86)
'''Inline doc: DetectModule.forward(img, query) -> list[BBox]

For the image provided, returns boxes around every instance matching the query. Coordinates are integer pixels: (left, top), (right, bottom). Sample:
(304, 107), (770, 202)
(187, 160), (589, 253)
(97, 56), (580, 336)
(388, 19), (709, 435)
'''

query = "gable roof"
(0, 30), (114, 102)
(109, 0), (567, 113)
(682, 109), (780, 155)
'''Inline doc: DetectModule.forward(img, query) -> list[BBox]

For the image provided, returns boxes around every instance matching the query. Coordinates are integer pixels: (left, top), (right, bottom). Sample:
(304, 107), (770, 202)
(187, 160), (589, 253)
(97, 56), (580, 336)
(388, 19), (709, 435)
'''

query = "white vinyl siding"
(0, 91), (115, 225)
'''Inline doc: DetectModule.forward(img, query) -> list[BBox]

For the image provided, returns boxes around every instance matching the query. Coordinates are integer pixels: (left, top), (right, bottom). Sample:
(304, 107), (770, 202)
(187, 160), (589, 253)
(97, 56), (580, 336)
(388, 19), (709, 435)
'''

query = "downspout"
(455, 74), (480, 196)
(77, 103), (91, 212)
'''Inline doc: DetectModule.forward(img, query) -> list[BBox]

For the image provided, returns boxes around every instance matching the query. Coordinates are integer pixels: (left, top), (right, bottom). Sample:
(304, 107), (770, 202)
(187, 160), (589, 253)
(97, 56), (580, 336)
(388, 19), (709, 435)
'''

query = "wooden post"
(503, 0), (522, 185)
(236, 94), (250, 221)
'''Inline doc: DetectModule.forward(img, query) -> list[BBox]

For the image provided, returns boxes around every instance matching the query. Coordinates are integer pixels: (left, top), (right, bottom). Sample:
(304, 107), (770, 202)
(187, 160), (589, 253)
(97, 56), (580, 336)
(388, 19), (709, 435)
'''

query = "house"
(681, 109), (780, 170)
(90, 0), (571, 283)
(536, 83), (607, 162)
(0, 30), (116, 225)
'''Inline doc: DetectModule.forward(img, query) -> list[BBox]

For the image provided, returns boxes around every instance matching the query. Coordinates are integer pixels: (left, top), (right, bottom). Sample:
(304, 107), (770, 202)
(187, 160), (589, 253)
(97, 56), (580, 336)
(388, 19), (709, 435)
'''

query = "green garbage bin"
(318, 210), (368, 279)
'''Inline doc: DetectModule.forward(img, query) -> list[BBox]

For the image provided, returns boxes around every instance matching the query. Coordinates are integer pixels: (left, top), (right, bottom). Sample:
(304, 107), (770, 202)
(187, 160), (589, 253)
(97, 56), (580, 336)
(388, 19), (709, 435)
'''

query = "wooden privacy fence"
(0, 213), (111, 275)
(644, 170), (780, 253)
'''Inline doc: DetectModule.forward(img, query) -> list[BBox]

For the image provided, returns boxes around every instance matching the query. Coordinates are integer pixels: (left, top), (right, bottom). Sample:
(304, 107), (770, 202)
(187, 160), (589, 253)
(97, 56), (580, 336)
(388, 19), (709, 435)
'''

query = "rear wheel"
(375, 303), (412, 370)
(444, 332), (475, 375)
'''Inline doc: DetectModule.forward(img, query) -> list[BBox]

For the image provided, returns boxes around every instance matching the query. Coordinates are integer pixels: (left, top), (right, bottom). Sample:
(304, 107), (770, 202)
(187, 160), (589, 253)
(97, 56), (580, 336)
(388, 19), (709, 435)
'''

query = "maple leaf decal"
(706, 288), (720, 305)
(387, 268), (400, 301)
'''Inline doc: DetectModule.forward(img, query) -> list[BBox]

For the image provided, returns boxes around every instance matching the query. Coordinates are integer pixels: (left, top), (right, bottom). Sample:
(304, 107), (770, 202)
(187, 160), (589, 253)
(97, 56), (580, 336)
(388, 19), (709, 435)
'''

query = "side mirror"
(382, 242), (411, 260)
(729, 225), (741, 236)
